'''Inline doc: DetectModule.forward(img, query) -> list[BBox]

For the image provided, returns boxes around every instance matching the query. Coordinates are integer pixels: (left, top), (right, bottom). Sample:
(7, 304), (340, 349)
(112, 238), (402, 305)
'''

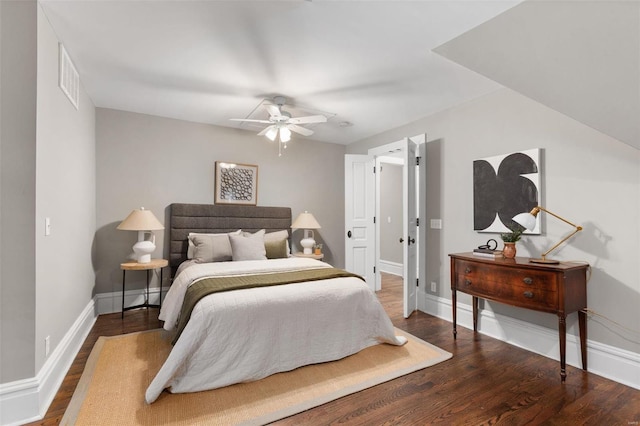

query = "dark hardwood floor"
(28, 273), (639, 425)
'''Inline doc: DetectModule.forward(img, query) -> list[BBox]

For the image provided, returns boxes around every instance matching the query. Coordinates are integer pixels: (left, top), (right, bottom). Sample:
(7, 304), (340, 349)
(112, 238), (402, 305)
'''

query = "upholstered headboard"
(168, 203), (292, 275)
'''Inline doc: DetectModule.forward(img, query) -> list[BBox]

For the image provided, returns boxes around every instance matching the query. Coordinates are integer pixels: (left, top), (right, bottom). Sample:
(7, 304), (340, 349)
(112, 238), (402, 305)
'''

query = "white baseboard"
(378, 260), (403, 277)
(420, 294), (640, 390)
(0, 286), (168, 425)
(95, 286), (168, 315)
(0, 299), (97, 426)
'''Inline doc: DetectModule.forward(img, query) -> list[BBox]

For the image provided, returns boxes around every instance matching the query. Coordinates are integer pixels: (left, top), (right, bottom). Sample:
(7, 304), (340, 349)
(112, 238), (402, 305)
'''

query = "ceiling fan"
(230, 96), (327, 155)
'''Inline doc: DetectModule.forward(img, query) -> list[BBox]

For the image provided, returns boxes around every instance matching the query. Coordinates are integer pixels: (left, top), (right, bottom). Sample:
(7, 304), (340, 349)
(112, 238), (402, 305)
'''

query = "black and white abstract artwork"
(473, 148), (541, 234)
(215, 162), (258, 205)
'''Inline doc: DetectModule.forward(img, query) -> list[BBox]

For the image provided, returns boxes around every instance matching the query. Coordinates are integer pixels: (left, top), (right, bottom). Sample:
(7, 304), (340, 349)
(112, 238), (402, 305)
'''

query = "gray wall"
(379, 162), (403, 264)
(349, 88), (640, 355)
(0, 0), (37, 383)
(35, 4), (96, 373)
(0, 1), (97, 384)
(95, 109), (345, 295)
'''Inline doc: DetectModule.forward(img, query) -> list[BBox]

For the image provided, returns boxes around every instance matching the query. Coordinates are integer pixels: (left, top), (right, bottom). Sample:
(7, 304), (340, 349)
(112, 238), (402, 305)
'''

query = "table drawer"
(456, 272), (558, 311)
(456, 260), (559, 292)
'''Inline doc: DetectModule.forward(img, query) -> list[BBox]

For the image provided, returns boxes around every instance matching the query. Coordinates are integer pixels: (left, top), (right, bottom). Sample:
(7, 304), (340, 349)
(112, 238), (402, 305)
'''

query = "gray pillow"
(229, 230), (266, 261)
(187, 230), (241, 259)
(191, 233), (237, 263)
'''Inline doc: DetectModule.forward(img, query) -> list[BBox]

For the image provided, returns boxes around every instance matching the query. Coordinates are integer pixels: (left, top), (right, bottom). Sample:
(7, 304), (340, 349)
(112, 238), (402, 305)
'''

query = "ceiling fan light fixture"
(265, 127), (278, 141)
(280, 127), (291, 143)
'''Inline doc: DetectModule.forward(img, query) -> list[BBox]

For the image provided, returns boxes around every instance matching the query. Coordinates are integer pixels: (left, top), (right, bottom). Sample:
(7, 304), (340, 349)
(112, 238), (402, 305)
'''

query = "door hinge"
(374, 266), (376, 273)
(416, 278), (419, 287)
(416, 218), (419, 226)
(416, 156), (421, 166)
(373, 166), (376, 173)
(373, 216), (376, 224)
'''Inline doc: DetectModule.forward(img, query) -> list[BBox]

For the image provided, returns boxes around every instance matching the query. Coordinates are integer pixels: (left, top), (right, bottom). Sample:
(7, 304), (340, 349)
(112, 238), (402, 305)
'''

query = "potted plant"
(500, 225), (523, 258)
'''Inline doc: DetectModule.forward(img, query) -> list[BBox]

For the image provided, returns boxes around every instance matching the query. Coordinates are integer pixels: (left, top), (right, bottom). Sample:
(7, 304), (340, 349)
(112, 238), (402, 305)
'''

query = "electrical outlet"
(430, 281), (437, 292)
(430, 219), (442, 229)
(45, 336), (50, 357)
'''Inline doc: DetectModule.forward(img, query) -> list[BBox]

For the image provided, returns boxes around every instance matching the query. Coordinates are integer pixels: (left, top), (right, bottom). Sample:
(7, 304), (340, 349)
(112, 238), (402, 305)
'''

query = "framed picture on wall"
(473, 148), (542, 234)
(214, 162), (258, 205)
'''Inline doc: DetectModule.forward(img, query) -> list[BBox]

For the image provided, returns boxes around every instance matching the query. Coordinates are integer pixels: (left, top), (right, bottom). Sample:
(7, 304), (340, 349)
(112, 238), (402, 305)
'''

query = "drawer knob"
(523, 291), (534, 299)
(464, 279), (472, 286)
(523, 277), (533, 285)
(465, 267), (472, 274)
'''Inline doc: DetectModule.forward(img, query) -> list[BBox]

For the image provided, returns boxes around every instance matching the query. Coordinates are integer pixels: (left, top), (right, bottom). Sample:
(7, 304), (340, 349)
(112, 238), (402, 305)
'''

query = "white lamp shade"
(512, 212), (537, 231)
(291, 211), (321, 229)
(265, 127), (278, 141)
(117, 207), (164, 231)
(280, 127), (291, 143)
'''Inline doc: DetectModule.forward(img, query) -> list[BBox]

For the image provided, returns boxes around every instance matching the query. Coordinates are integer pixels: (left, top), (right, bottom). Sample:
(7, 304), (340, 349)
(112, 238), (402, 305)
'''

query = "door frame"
(368, 137), (422, 317)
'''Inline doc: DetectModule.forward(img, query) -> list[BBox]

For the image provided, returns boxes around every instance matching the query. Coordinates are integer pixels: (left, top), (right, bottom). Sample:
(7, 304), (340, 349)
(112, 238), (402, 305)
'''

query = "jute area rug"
(62, 328), (451, 425)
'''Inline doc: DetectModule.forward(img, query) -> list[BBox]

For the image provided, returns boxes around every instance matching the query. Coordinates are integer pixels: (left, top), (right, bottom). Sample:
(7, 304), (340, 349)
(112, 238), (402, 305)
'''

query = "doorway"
(376, 157), (404, 290)
(345, 134), (426, 318)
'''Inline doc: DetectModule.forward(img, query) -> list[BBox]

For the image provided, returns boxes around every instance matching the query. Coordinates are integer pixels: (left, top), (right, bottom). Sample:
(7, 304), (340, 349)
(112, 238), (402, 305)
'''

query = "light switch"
(45, 217), (51, 236)
(430, 219), (442, 229)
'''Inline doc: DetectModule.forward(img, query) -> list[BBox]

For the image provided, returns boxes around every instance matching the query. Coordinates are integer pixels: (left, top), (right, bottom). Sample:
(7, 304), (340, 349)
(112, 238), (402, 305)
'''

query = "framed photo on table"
(214, 162), (258, 205)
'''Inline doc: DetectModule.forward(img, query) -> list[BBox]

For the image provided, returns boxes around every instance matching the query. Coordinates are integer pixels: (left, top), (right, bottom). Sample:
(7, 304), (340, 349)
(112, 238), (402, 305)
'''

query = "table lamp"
(117, 207), (164, 263)
(512, 206), (582, 264)
(291, 211), (321, 255)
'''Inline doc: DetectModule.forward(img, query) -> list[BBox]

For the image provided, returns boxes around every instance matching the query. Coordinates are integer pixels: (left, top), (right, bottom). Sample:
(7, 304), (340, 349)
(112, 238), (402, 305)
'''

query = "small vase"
(503, 242), (517, 259)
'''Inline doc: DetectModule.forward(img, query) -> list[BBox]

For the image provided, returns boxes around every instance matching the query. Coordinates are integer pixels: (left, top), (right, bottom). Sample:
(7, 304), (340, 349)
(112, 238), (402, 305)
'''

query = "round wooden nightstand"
(292, 252), (324, 260)
(120, 258), (168, 318)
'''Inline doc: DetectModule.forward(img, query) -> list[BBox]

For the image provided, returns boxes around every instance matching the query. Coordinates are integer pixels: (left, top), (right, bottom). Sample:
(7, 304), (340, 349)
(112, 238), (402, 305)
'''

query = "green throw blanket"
(173, 268), (365, 344)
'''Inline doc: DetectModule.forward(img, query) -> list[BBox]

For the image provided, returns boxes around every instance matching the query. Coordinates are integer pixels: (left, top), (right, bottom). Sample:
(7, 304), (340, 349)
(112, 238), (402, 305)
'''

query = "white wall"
(35, 4), (96, 373)
(95, 109), (345, 296)
(349, 88), (640, 356)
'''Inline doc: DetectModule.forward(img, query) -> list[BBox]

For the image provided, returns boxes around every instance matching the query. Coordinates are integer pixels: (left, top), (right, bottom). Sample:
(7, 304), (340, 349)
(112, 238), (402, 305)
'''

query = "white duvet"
(146, 258), (406, 403)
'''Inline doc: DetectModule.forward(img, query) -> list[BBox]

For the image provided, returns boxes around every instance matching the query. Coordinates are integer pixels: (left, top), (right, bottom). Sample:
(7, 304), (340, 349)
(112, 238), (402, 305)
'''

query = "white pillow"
(229, 230), (266, 261)
(187, 230), (241, 259)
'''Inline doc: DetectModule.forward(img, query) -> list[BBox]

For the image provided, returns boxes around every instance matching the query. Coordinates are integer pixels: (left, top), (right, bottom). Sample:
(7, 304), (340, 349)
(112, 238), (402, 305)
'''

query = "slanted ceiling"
(434, 0), (640, 150)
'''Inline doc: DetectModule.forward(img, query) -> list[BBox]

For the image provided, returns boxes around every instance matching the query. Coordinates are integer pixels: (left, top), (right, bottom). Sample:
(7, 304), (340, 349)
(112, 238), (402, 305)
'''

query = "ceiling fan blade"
(287, 115), (327, 124)
(288, 124), (314, 136)
(264, 104), (281, 117)
(230, 118), (272, 124)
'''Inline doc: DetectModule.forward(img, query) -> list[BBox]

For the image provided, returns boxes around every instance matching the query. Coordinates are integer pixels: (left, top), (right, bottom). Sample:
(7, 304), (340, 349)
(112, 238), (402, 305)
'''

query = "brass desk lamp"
(512, 206), (582, 264)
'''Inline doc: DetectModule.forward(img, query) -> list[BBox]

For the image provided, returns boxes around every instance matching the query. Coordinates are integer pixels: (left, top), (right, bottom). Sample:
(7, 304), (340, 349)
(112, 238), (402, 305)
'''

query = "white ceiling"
(40, 1), (639, 149)
(39, 0), (521, 145)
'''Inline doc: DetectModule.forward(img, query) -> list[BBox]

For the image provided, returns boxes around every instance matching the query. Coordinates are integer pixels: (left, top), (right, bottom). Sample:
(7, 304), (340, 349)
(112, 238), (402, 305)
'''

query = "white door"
(403, 138), (418, 318)
(345, 155), (375, 290)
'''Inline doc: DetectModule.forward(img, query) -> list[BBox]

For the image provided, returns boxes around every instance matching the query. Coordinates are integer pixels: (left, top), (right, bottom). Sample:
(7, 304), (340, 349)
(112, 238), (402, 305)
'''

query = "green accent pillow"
(265, 238), (288, 259)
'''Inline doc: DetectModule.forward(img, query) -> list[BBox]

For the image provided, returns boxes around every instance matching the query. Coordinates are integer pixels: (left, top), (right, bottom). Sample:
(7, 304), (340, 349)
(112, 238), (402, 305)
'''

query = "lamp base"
(133, 237), (155, 264)
(300, 237), (315, 255)
(529, 258), (560, 264)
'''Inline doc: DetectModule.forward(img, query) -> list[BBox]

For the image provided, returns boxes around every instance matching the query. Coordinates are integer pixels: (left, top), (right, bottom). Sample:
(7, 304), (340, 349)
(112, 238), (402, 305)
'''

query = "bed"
(145, 203), (406, 403)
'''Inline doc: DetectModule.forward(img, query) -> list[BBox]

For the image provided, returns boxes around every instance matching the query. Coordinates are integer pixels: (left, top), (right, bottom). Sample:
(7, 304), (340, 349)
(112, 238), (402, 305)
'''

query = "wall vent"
(58, 43), (79, 110)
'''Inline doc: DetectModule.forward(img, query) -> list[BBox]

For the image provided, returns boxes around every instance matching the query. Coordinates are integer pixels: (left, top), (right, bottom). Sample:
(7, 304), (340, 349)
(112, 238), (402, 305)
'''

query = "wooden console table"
(449, 252), (588, 381)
